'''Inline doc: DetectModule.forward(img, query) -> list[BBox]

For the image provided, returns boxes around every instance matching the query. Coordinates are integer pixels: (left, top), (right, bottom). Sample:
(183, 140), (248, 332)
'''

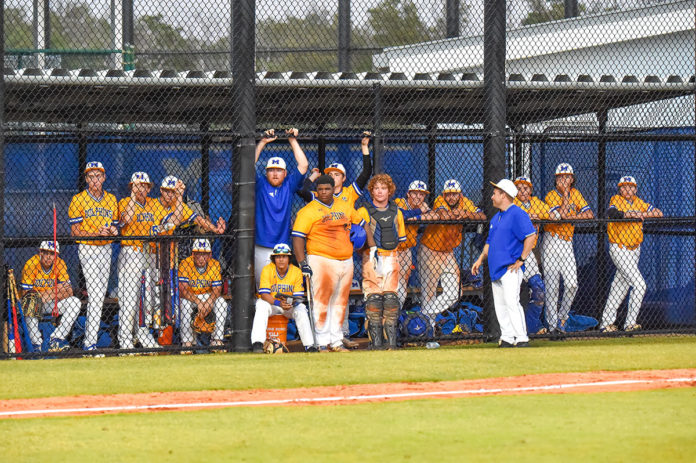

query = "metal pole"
(122, 0), (134, 48)
(201, 123), (211, 215)
(596, 109), (608, 319)
(77, 123), (87, 192)
(231, 0), (256, 352)
(0, 0), (6, 307)
(481, 0), (507, 342)
(338, 0), (351, 72)
(44, 0), (50, 50)
(446, 0), (460, 38)
(513, 126), (522, 178)
(372, 83), (384, 174)
(33, 0), (47, 68)
(564, 0), (578, 18)
(318, 133), (326, 172)
(427, 124), (437, 207)
(111, 0), (123, 69)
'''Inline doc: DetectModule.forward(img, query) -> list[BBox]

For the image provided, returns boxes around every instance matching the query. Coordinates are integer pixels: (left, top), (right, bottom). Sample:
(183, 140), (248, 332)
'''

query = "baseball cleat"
(48, 338), (70, 352)
(624, 324), (642, 332)
(601, 324), (618, 333)
(328, 345), (350, 352)
(498, 340), (514, 348)
(342, 337), (359, 349)
(252, 342), (264, 353)
(82, 344), (105, 358)
(515, 341), (530, 348)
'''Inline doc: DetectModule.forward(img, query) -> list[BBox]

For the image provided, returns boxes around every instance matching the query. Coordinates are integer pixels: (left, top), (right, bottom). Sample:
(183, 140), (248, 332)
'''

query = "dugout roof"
(4, 68), (695, 127)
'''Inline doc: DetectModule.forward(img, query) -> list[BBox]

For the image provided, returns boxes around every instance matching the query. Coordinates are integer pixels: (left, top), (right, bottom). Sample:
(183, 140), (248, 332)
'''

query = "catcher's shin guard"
(365, 293), (384, 350)
(383, 292), (400, 349)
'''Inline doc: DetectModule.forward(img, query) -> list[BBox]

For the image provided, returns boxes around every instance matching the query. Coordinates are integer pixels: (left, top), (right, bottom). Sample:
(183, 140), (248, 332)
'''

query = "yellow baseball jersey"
(607, 195), (653, 248)
(257, 263), (305, 298)
(159, 201), (196, 236)
(421, 195), (481, 252)
(514, 196), (550, 248)
(292, 198), (366, 260)
(544, 188), (591, 241)
(20, 255), (70, 292)
(356, 204), (406, 252)
(68, 190), (119, 245)
(312, 183), (362, 208)
(178, 256), (223, 295)
(118, 197), (170, 250)
(394, 197), (419, 250)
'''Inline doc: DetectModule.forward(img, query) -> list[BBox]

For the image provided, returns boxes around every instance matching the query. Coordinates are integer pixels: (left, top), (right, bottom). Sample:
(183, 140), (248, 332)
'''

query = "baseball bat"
(6, 279), (15, 355)
(9, 270), (33, 353)
(173, 241), (180, 330)
(303, 273), (319, 350)
(52, 202), (59, 321)
(138, 269), (146, 328)
(153, 242), (162, 330)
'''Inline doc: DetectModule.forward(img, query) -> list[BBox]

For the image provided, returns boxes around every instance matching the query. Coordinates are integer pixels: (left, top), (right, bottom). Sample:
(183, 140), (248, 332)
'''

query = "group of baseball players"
(15, 130), (663, 354)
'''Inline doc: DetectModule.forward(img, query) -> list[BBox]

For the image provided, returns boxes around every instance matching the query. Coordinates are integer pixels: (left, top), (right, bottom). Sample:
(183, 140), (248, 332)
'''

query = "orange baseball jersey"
(544, 188), (591, 241)
(394, 197), (419, 250)
(311, 183), (362, 208)
(607, 195), (653, 248)
(257, 262), (305, 298)
(421, 195), (481, 252)
(68, 190), (120, 245)
(118, 197), (170, 249)
(20, 255), (70, 292)
(292, 198), (366, 260)
(514, 196), (550, 248)
(356, 204), (406, 252)
(178, 256), (223, 295)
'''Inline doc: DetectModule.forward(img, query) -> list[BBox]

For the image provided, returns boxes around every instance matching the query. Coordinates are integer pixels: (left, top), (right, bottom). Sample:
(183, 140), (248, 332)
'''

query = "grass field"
(1, 336), (695, 462)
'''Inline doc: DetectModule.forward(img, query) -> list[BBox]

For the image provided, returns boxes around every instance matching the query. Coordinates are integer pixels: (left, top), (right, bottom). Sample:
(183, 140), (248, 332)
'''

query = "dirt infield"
(2, 368), (694, 419)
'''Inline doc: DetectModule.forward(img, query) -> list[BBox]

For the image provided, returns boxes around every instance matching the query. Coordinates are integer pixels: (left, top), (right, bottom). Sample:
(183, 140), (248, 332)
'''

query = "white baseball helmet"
(408, 180), (429, 194)
(265, 157), (287, 170)
(514, 176), (533, 188)
(555, 163), (574, 175)
(129, 171), (152, 185)
(40, 241), (60, 254)
(442, 179), (461, 193)
(84, 161), (105, 174)
(271, 243), (292, 257)
(324, 163), (346, 176)
(160, 175), (179, 190)
(192, 239), (212, 253)
(618, 176), (637, 187)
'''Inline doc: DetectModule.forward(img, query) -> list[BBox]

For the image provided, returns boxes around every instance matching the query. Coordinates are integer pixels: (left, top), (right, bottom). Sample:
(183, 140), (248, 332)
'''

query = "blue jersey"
(255, 169), (303, 248)
(486, 204), (536, 281)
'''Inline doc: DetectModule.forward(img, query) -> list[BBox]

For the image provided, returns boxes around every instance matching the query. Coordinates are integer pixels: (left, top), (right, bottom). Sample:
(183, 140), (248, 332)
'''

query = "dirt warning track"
(2, 368), (694, 419)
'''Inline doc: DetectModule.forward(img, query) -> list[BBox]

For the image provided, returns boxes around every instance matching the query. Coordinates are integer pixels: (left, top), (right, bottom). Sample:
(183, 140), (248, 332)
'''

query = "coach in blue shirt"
(254, 128), (309, 286)
(472, 179), (537, 347)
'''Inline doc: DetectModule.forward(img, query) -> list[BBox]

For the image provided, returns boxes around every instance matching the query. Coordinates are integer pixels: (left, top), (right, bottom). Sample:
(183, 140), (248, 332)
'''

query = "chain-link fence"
(2, 0), (694, 357)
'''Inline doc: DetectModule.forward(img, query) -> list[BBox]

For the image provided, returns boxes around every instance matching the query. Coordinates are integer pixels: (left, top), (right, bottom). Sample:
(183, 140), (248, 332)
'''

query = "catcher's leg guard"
(383, 292), (400, 349)
(365, 293), (384, 350)
(528, 274), (545, 306)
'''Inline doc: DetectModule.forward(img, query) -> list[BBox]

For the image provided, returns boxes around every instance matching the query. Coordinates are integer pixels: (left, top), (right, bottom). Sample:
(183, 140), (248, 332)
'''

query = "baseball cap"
(324, 163), (346, 176)
(555, 163), (574, 175)
(40, 241), (60, 254)
(129, 172), (152, 185)
(408, 180), (430, 194)
(514, 176), (532, 188)
(84, 161), (105, 174)
(618, 176), (637, 187)
(271, 243), (292, 256)
(192, 239), (212, 253)
(160, 175), (179, 190)
(442, 179), (461, 193)
(266, 157), (287, 170)
(490, 179), (518, 198)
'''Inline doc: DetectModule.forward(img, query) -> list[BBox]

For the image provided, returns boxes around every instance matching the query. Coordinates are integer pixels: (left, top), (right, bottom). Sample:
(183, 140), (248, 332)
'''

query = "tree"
(522, 0), (587, 26)
(367, 0), (434, 48)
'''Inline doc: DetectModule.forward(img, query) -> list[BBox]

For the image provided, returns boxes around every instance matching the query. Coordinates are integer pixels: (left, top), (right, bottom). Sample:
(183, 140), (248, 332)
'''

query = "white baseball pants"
(417, 245), (460, 322)
(601, 244), (645, 329)
(397, 248), (413, 307)
(254, 245), (273, 288)
(306, 254), (353, 348)
(492, 268), (528, 345)
(251, 299), (314, 347)
(542, 233), (578, 330)
(117, 246), (159, 349)
(179, 294), (228, 343)
(26, 296), (81, 347)
(78, 243), (112, 349)
(522, 251), (540, 281)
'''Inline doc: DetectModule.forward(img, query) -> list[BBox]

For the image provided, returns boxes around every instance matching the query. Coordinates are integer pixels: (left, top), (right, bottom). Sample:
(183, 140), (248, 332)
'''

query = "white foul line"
(2, 377), (694, 418)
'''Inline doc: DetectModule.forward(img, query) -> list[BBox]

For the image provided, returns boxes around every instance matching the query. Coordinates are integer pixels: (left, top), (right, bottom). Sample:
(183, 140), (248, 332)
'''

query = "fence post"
(564, 0), (579, 18)
(201, 122), (211, 216)
(596, 109), (608, 318)
(481, 0), (507, 341)
(372, 83), (384, 174)
(231, 0), (256, 352)
(338, 0), (351, 72)
(446, 0), (460, 38)
(0, 0), (6, 306)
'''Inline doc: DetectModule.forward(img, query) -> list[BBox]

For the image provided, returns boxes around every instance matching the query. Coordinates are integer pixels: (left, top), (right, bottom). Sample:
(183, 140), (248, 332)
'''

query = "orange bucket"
(266, 315), (288, 344)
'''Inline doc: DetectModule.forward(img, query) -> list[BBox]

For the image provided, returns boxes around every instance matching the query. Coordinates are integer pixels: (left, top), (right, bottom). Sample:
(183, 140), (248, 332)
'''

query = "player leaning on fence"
(292, 175), (375, 352)
(68, 161), (119, 354)
(600, 176), (663, 333)
(356, 174), (407, 350)
(254, 128), (309, 287)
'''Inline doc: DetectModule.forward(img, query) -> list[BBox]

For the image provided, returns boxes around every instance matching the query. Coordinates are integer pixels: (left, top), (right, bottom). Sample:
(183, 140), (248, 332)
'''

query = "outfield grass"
(1, 388), (694, 462)
(1, 336), (695, 400)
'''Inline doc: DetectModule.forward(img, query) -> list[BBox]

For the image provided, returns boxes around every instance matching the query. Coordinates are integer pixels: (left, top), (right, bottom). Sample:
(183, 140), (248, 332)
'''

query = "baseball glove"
(263, 339), (289, 354)
(192, 311), (215, 334)
(20, 290), (42, 318)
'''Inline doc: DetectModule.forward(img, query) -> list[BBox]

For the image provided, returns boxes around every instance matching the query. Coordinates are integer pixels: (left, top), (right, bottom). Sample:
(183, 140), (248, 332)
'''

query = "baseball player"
(20, 241), (81, 352)
(158, 175), (226, 235)
(472, 180), (537, 347)
(419, 179), (486, 324)
(254, 128), (309, 287)
(178, 239), (228, 348)
(356, 174), (407, 349)
(513, 176), (553, 334)
(394, 180), (438, 307)
(543, 163), (594, 334)
(292, 175), (375, 352)
(251, 243), (314, 353)
(117, 172), (185, 352)
(68, 161), (119, 353)
(600, 176), (663, 332)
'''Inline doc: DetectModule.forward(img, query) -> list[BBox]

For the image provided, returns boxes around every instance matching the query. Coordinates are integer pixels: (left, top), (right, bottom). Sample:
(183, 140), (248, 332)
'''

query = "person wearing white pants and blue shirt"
(472, 180), (537, 347)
